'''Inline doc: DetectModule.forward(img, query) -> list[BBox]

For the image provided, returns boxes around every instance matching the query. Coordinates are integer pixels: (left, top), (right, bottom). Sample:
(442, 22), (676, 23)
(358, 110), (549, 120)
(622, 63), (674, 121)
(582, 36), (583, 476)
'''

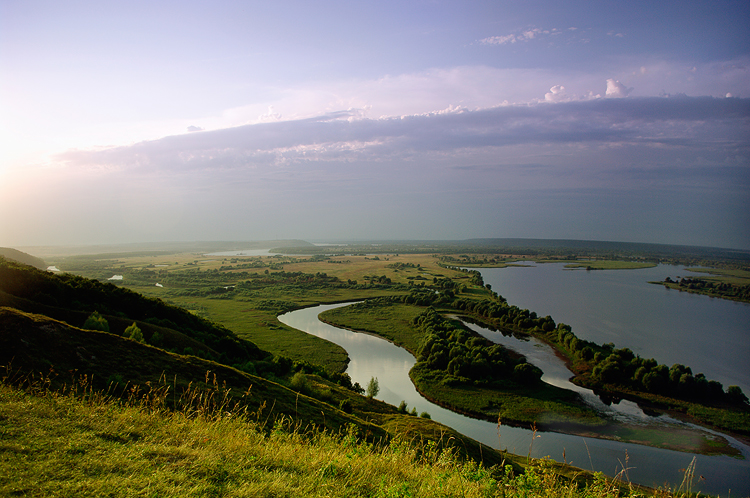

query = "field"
(683, 266), (750, 285)
(48, 251), (472, 370)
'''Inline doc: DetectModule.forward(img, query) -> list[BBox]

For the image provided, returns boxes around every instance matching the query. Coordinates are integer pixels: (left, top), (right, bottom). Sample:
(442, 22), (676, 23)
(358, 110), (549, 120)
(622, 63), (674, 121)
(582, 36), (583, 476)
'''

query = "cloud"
(6, 97), (749, 248)
(187, 125), (204, 132)
(544, 85), (572, 103)
(259, 105), (282, 122)
(56, 97), (749, 180)
(606, 79), (632, 98)
(479, 27), (549, 45)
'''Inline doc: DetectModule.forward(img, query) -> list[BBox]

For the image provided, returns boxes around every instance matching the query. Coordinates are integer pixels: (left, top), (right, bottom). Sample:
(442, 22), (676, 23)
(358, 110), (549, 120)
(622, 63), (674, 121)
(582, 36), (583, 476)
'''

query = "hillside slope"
(0, 247), (46, 269)
(0, 257), (267, 366)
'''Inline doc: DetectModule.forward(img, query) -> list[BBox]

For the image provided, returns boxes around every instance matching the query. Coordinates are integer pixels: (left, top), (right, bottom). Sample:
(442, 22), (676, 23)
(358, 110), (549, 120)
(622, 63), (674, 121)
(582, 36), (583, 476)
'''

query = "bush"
(124, 322), (144, 343)
(398, 400), (408, 413)
(290, 372), (310, 395)
(149, 331), (163, 347)
(338, 399), (353, 414)
(83, 311), (109, 332)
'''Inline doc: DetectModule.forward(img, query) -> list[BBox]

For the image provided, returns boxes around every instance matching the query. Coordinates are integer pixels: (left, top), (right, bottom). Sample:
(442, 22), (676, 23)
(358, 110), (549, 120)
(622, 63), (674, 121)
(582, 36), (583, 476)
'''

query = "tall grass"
(0, 367), (704, 498)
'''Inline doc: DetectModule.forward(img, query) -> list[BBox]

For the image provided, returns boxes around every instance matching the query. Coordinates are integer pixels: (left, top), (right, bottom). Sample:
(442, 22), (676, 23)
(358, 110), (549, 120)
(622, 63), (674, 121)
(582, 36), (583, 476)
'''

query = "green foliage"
(727, 385), (750, 405)
(0, 258), (268, 365)
(338, 399), (353, 413)
(398, 400), (408, 413)
(452, 291), (747, 410)
(149, 330), (163, 347)
(1, 377), (665, 498)
(123, 322), (144, 343)
(413, 307), (537, 387)
(366, 376), (380, 398)
(662, 276), (750, 303)
(83, 310), (109, 332)
(290, 371), (311, 394)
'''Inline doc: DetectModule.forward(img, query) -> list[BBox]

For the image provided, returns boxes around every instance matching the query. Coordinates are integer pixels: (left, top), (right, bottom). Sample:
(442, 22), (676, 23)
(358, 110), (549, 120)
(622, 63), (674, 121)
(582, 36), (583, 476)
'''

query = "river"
(477, 263), (750, 397)
(279, 303), (750, 496)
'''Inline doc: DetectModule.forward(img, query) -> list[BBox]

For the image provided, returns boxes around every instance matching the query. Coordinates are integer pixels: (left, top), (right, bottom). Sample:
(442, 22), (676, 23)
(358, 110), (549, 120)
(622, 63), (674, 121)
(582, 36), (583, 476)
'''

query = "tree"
(513, 362), (542, 385)
(366, 376), (380, 399)
(124, 322), (145, 343)
(727, 385), (749, 405)
(83, 311), (109, 332)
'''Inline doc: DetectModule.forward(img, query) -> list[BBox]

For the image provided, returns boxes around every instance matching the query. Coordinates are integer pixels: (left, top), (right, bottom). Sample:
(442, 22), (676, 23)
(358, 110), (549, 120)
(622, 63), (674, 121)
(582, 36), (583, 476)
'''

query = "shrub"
(124, 322), (144, 343)
(83, 311), (109, 332)
(398, 400), (408, 413)
(149, 331), (163, 347)
(290, 372), (310, 395)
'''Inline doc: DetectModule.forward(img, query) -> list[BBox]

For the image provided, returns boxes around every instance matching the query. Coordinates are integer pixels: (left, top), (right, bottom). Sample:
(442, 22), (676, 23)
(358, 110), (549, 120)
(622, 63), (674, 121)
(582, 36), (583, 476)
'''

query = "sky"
(1, 0), (749, 250)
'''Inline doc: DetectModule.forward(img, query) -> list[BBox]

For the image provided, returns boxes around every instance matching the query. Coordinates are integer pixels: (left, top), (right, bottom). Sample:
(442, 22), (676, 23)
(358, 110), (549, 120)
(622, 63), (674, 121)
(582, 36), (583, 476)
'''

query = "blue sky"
(1, 0), (749, 249)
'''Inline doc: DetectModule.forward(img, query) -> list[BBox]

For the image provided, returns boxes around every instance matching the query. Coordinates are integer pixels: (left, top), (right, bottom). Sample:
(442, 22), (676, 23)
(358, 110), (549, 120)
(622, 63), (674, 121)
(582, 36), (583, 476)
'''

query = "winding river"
(279, 303), (750, 496)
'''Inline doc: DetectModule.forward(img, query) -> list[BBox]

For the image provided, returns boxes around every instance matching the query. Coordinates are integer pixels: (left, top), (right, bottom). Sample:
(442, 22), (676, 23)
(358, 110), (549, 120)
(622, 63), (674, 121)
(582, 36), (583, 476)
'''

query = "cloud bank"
(8, 95), (734, 249)
(59, 97), (749, 178)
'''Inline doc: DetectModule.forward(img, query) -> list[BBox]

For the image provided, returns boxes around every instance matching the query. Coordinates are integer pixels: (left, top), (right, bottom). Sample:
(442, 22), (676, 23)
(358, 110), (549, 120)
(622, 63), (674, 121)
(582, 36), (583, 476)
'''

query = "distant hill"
(16, 239), (315, 258)
(0, 247), (46, 269)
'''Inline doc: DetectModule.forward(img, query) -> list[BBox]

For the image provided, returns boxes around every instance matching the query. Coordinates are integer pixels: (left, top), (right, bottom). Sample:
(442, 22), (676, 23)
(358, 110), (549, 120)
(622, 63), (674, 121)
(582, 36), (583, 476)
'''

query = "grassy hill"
(0, 257), (267, 366)
(2, 376), (647, 498)
(0, 247), (46, 269)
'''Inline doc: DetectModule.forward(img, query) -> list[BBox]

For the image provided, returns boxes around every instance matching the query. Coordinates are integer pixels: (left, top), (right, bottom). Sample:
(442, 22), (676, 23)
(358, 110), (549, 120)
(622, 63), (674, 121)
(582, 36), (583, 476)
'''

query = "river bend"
(279, 303), (750, 496)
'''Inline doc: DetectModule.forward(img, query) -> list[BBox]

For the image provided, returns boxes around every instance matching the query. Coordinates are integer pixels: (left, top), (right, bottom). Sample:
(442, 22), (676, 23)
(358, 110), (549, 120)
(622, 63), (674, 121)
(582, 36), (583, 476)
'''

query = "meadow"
(1, 369), (700, 498)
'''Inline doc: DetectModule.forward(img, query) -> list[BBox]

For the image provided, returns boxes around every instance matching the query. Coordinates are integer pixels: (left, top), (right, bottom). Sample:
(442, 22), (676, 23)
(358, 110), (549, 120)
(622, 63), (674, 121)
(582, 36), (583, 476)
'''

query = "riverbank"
(411, 374), (742, 457)
(320, 302), (746, 458)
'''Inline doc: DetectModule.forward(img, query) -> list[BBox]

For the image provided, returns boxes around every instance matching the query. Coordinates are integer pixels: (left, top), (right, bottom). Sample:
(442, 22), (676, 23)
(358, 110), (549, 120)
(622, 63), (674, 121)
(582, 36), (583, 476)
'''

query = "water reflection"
(478, 264), (750, 395)
(279, 303), (750, 496)
(459, 318), (665, 423)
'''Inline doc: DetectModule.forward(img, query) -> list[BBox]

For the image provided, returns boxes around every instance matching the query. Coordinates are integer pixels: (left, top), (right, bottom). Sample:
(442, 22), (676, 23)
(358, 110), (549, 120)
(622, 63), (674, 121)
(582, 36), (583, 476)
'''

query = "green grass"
(409, 364), (605, 429)
(683, 267), (750, 285)
(1, 375), (703, 498)
(53, 252), (457, 372)
(320, 301), (426, 352)
(562, 261), (657, 270)
(1, 381), (504, 497)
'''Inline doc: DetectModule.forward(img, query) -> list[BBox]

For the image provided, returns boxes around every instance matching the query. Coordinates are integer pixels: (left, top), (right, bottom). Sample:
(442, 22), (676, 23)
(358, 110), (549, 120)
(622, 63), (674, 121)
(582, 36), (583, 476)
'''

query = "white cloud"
(606, 79), (632, 98)
(56, 97), (749, 178)
(480, 34), (517, 45)
(258, 105), (282, 122)
(187, 125), (204, 132)
(479, 27), (546, 45)
(545, 85), (568, 102)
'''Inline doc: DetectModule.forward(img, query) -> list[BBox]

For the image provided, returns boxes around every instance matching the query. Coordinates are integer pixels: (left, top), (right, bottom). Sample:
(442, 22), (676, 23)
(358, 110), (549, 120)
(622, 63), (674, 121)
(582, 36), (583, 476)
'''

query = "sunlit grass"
(1, 374), (705, 498)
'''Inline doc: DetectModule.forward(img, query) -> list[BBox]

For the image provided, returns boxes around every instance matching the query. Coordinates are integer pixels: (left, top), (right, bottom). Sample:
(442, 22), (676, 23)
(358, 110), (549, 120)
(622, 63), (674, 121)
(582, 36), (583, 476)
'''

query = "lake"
(477, 263), (750, 395)
(279, 303), (750, 496)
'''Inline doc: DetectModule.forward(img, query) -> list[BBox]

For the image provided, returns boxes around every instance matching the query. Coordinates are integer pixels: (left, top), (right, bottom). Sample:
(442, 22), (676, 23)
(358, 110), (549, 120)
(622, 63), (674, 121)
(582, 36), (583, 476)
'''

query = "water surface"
(478, 263), (750, 394)
(279, 304), (750, 496)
